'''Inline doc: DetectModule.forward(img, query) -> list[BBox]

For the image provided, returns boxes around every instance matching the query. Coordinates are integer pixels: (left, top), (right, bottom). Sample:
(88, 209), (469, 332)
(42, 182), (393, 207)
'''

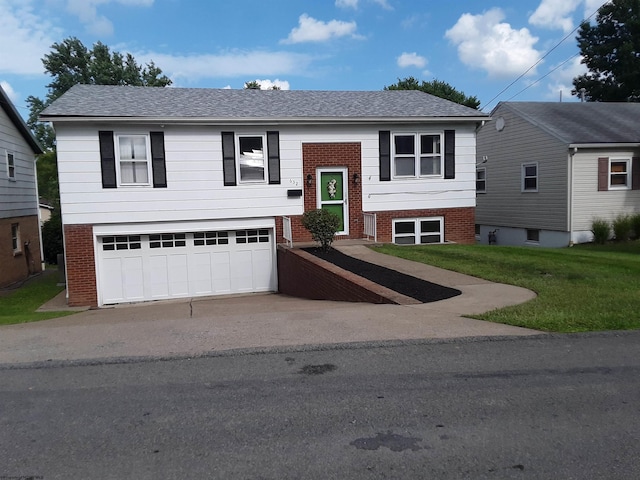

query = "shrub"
(591, 218), (610, 245)
(630, 213), (640, 240)
(42, 209), (63, 264)
(612, 214), (633, 242)
(301, 209), (341, 251)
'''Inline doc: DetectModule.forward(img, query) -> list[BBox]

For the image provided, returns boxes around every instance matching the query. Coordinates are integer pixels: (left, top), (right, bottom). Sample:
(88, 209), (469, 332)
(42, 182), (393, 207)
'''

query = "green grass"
(373, 242), (640, 333)
(0, 271), (78, 325)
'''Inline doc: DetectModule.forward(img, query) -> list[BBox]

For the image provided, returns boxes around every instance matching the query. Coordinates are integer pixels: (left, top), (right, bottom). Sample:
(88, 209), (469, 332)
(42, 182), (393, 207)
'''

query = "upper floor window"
(609, 159), (630, 189)
(6, 152), (15, 180)
(238, 135), (266, 183)
(393, 133), (442, 178)
(476, 168), (486, 193)
(522, 163), (538, 192)
(117, 135), (150, 185)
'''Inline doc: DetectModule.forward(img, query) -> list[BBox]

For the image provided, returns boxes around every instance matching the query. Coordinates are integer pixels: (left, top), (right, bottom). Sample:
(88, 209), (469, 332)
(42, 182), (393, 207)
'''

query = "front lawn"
(373, 242), (640, 333)
(0, 271), (77, 325)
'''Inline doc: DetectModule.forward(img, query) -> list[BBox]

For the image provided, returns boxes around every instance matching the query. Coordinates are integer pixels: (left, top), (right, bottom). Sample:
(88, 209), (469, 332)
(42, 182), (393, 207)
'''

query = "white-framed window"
(522, 163), (538, 192)
(609, 158), (630, 189)
(149, 233), (186, 249)
(236, 229), (270, 244)
(237, 135), (267, 183)
(102, 235), (142, 251)
(476, 167), (486, 193)
(11, 223), (20, 254)
(393, 133), (442, 178)
(194, 231), (229, 246)
(6, 151), (15, 180)
(393, 217), (444, 245)
(116, 134), (150, 185)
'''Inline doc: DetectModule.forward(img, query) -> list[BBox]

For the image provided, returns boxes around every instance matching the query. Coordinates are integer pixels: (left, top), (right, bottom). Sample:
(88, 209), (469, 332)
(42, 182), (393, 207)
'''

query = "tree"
(27, 37), (172, 149)
(573, 0), (640, 102)
(384, 77), (480, 109)
(244, 80), (281, 90)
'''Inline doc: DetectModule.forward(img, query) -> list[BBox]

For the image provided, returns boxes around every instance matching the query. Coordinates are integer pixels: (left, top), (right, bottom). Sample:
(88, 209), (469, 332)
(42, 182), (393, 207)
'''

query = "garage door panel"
(148, 255), (169, 298)
(122, 256), (145, 300)
(230, 250), (255, 292)
(102, 257), (125, 303)
(212, 251), (232, 293)
(168, 254), (189, 296)
(251, 248), (274, 291)
(190, 252), (213, 295)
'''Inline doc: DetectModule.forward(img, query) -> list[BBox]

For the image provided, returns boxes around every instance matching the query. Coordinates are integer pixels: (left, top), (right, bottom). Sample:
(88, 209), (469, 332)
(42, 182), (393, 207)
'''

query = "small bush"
(42, 209), (63, 264)
(630, 213), (640, 239)
(301, 209), (341, 251)
(612, 214), (633, 242)
(591, 218), (610, 245)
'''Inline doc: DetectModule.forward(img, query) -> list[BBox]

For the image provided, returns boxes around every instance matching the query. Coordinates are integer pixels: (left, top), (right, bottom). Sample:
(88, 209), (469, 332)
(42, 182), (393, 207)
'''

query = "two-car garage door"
(97, 227), (276, 305)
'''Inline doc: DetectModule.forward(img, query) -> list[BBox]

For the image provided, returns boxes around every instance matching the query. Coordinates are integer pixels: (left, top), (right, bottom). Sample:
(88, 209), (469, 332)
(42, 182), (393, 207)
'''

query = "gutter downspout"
(568, 147), (577, 245)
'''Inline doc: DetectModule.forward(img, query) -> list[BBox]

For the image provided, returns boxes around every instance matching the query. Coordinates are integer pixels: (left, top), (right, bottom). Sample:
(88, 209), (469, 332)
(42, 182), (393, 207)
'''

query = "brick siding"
(64, 224), (98, 307)
(0, 215), (42, 287)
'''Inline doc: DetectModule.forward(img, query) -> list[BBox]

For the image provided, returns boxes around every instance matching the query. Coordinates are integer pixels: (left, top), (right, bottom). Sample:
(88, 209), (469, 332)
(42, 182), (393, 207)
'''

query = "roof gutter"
(569, 143), (640, 149)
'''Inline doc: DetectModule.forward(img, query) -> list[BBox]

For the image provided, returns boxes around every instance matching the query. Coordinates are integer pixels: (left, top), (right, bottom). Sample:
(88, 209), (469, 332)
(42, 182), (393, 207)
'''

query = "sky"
(0, 0), (609, 118)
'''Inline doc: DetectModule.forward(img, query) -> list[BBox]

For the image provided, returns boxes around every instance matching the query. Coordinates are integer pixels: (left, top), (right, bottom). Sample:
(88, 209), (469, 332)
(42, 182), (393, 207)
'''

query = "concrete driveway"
(0, 247), (539, 365)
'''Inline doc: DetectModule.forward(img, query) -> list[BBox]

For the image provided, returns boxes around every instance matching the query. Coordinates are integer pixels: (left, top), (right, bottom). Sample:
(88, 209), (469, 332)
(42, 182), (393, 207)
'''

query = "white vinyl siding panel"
(0, 106), (38, 218)
(476, 107), (568, 231)
(571, 150), (640, 231)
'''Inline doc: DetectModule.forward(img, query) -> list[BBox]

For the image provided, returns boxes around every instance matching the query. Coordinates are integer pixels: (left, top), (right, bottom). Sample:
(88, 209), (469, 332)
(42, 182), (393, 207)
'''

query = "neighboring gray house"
(0, 84), (43, 286)
(476, 102), (640, 247)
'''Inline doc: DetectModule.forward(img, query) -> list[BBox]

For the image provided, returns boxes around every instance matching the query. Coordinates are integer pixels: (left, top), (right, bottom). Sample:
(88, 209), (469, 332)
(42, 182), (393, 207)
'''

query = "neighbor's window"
(11, 223), (20, 253)
(476, 168), (486, 193)
(238, 135), (266, 182)
(117, 135), (150, 185)
(393, 133), (442, 178)
(609, 159), (630, 189)
(7, 152), (15, 180)
(526, 229), (540, 243)
(522, 163), (538, 192)
(393, 217), (444, 245)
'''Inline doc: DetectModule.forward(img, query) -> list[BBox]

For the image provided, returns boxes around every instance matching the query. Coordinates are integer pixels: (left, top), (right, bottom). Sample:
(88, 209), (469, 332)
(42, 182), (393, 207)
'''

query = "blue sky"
(1, 0), (608, 117)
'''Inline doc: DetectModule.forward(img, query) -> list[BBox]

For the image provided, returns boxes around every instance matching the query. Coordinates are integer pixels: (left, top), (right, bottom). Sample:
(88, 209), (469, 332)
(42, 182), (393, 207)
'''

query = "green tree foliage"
(244, 80), (281, 90)
(301, 209), (341, 252)
(42, 209), (63, 264)
(573, 0), (640, 101)
(384, 77), (480, 109)
(27, 37), (172, 150)
(36, 150), (59, 205)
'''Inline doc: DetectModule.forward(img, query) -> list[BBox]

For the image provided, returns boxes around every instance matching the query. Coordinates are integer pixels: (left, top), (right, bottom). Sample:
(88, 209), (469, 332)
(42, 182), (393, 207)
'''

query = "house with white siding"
(476, 102), (640, 247)
(0, 84), (43, 287)
(41, 84), (487, 307)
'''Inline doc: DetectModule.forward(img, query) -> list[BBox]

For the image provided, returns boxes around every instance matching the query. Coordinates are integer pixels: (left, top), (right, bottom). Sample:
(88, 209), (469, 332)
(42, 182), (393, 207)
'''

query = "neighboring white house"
(476, 102), (640, 247)
(41, 85), (488, 307)
(0, 84), (43, 287)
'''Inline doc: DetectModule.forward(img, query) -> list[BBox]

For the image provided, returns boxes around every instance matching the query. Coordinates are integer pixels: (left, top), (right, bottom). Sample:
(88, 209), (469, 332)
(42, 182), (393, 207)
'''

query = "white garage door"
(97, 228), (275, 305)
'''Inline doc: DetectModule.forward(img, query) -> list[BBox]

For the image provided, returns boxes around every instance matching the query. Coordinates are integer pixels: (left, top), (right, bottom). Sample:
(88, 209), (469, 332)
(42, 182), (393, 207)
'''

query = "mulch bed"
(304, 247), (461, 304)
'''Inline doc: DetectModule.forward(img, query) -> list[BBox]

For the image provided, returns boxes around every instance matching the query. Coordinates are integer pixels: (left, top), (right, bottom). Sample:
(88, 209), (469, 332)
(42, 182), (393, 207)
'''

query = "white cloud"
(529, 0), (582, 32)
(65, 0), (154, 36)
(445, 8), (541, 78)
(336, 0), (358, 8)
(0, 1), (60, 75)
(1, 81), (19, 102)
(397, 52), (427, 69)
(544, 55), (588, 100)
(246, 79), (291, 90)
(281, 14), (361, 44)
(133, 50), (313, 84)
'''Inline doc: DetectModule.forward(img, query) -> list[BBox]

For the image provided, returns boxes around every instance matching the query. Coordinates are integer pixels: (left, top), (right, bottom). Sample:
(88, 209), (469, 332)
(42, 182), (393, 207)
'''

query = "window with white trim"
(522, 163), (538, 192)
(116, 135), (150, 185)
(238, 135), (266, 182)
(194, 231), (229, 246)
(393, 133), (442, 178)
(476, 167), (486, 193)
(609, 159), (630, 189)
(7, 152), (15, 180)
(235, 229), (270, 244)
(11, 223), (20, 253)
(149, 233), (186, 248)
(393, 217), (444, 244)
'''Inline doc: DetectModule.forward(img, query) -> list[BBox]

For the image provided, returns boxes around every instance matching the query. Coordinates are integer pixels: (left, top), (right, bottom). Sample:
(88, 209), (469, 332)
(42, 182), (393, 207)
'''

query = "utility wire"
(479, 0), (610, 111)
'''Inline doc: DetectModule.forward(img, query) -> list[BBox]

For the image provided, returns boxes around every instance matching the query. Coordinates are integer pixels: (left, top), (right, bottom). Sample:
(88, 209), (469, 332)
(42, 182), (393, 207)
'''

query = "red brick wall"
(0, 215), (42, 287)
(64, 224), (98, 307)
(280, 143), (363, 243)
(277, 246), (401, 304)
(372, 207), (476, 244)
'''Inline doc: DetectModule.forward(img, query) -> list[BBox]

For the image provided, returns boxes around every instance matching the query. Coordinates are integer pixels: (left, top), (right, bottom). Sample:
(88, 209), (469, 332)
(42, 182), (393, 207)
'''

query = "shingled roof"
(497, 101), (640, 145)
(40, 84), (487, 123)
(0, 84), (42, 154)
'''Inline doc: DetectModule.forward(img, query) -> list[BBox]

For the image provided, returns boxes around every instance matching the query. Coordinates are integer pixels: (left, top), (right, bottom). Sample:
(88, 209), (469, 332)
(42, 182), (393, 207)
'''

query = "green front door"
(318, 169), (348, 234)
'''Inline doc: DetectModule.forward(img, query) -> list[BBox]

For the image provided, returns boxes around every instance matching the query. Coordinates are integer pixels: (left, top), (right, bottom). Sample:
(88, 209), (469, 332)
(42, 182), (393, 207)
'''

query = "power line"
(479, 0), (610, 111)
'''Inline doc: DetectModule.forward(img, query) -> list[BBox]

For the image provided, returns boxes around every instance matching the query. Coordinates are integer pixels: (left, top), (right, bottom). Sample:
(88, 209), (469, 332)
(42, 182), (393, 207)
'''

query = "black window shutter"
(632, 157), (640, 190)
(150, 131), (167, 188)
(99, 131), (117, 188)
(267, 131), (281, 184)
(221, 132), (237, 186)
(379, 131), (391, 181)
(444, 130), (455, 179)
(597, 157), (609, 191)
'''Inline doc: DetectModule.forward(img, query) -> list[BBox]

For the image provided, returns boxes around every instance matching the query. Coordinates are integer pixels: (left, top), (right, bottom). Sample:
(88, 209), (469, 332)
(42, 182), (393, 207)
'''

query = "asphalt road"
(1, 332), (639, 479)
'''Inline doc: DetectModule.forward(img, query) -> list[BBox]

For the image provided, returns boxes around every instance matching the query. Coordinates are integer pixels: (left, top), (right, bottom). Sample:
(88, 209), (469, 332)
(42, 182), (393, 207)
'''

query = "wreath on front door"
(327, 178), (337, 199)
